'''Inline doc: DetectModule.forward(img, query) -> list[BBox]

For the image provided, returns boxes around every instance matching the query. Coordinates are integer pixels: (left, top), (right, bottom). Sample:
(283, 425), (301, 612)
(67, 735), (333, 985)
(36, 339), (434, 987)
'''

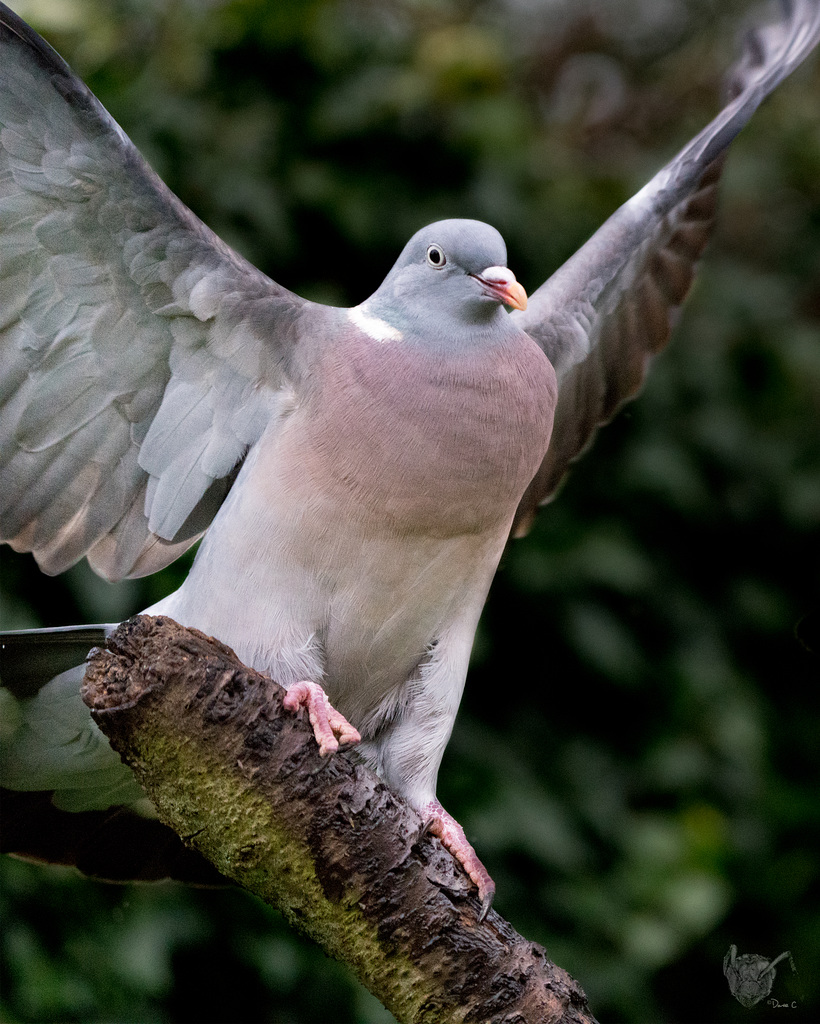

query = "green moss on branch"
(83, 615), (593, 1024)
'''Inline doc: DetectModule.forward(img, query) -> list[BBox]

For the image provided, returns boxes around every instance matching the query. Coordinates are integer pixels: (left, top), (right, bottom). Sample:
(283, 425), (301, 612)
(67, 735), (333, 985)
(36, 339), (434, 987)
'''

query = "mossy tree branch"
(82, 615), (594, 1024)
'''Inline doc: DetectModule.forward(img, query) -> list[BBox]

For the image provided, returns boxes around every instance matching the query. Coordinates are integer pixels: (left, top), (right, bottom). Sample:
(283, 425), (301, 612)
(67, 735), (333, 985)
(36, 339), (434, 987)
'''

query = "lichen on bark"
(82, 615), (594, 1024)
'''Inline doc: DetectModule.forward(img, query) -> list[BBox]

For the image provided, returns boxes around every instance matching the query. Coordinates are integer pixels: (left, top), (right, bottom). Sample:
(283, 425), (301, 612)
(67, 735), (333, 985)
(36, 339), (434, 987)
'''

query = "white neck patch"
(348, 304), (404, 343)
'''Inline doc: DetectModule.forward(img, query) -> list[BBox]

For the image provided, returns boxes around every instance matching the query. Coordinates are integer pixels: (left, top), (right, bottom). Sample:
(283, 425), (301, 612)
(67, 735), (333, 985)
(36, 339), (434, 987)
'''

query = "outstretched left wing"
(512, 0), (820, 535)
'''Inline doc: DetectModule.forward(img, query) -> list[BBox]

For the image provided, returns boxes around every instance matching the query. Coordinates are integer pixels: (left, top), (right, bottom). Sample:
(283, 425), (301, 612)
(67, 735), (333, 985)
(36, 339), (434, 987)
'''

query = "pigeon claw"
(283, 681), (361, 756)
(423, 800), (496, 921)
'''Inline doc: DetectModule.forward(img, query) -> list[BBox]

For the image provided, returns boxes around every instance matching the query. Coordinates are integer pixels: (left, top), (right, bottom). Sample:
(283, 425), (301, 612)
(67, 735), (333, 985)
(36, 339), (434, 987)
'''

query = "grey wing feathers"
(511, 0), (820, 535)
(0, 3), (306, 580)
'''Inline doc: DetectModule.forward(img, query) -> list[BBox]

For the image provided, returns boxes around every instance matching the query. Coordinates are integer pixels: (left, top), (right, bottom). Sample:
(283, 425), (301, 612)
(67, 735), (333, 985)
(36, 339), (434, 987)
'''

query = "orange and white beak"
(471, 266), (528, 311)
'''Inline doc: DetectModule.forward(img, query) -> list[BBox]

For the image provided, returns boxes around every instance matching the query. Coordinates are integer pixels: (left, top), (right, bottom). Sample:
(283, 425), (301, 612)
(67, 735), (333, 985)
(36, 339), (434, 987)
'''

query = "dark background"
(1, 0), (818, 1021)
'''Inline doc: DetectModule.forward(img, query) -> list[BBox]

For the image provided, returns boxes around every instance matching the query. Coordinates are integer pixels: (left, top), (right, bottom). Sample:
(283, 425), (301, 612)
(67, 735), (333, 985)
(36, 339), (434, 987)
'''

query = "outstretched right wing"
(0, 3), (308, 581)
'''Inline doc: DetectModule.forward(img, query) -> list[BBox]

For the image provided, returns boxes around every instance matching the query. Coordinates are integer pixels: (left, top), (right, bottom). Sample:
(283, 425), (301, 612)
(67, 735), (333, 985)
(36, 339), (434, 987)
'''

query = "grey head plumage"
(360, 219), (528, 339)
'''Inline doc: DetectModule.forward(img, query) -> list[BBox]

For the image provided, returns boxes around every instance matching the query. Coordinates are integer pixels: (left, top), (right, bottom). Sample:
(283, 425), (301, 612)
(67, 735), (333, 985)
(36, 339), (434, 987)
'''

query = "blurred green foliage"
(1, 0), (818, 1021)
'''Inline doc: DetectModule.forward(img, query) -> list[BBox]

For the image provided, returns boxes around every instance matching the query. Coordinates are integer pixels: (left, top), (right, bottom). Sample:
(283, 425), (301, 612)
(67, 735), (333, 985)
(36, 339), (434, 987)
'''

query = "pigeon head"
(359, 219), (528, 339)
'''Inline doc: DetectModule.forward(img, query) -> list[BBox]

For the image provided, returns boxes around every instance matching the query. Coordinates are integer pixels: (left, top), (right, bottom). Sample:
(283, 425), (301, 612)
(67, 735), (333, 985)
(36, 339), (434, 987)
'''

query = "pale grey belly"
(148, 495), (506, 732)
(145, 405), (516, 729)
(319, 524), (505, 721)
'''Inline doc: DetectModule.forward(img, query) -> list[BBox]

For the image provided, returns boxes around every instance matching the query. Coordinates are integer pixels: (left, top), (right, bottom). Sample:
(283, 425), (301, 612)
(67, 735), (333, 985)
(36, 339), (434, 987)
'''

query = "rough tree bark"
(82, 615), (595, 1024)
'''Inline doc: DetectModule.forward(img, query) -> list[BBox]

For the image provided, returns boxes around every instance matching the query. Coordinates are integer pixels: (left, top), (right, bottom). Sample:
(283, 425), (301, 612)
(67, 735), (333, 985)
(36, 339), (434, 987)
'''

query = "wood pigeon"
(1, 1), (819, 918)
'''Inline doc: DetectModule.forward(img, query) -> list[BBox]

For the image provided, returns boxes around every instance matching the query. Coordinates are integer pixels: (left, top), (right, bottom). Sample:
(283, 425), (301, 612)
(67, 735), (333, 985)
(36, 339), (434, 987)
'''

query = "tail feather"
(1, 625), (225, 884)
(2, 788), (224, 884)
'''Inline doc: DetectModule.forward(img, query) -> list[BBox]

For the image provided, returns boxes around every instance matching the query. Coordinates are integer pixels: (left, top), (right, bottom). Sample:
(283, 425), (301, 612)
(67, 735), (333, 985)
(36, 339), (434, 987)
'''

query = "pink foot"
(282, 681), (361, 756)
(423, 799), (495, 921)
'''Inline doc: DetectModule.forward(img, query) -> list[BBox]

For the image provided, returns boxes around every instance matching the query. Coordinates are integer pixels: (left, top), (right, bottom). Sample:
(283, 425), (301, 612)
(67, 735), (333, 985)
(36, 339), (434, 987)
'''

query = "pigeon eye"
(426, 245), (446, 268)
